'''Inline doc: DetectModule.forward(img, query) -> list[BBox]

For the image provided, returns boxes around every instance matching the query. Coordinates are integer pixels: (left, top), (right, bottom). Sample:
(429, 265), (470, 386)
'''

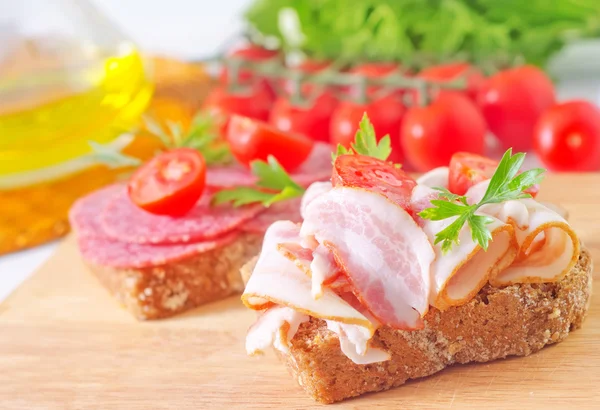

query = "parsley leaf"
(332, 113), (392, 161)
(143, 112), (233, 166)
(88, 141), (142, 169)
(419, 148), (545, 252)
(212, 156), (305, 207)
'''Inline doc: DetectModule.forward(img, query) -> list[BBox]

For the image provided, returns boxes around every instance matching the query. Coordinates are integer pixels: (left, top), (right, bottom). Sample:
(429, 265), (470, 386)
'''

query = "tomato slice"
(227, 115), (315, 172)
(448, 152), (498, 195)
(128, 148), (207, 216)
(332, 154), (417, 211)
(448, 152), (539, 197)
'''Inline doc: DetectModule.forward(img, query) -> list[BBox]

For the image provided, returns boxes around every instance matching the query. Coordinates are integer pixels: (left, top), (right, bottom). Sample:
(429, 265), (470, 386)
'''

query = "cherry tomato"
(349, 62), (401, 96)
(401, 93), (486, 172)
(418, 63), (485, 101)
(203, 85), (273, 133)
(220, 44), (279, 98)
(332, 154), (416, 211)
(226, 115), (314, 172)
(352, 62), (398, 77)
(270, 59), (340, 142)
(448, 151), (539, 196)
(533, 100), (600, 171)
(270, 92), (338, 143)
(477, 65), (555, 152)
(448, 152), (499, 195)
(128, 148), (206, 216)
(330, 95), (406, 163)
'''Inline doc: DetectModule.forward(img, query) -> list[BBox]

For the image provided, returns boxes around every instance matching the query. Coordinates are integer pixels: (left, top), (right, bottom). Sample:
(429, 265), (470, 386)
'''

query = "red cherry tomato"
(448, 151), (539, 197)
(477, 65), (555, 152)
(349, 62), (400, 95)
(419, 63), (485, 101)
(330, 95), (406, 163)
(533, 100), (600, 171)
(220, 44), (279, 98)
(270, 93), (338, 143)
(448, 152), (499, 195)
(203, 85), (274, 133)
(351, 62), (398, 77)
(271, 60), (339, 142)
(401, 93), (486, 172)
(332, 154), (416, 211)
(226, 115), (314, 172)
(128, 148), (206, 216)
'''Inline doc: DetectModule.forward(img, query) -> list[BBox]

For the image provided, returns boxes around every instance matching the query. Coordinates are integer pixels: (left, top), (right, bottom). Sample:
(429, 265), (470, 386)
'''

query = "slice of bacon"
(242, 220), (376, 332)
(416, 166), (449, 188)
(412, 185), (519, 310)
(300, 181), (332, 219)
(277, 242), (346, 299)
(325, 320), (390, 365)
(301, 187), (435, 329)
(246, 306), (309, 355)
(466, 182), (580, 286)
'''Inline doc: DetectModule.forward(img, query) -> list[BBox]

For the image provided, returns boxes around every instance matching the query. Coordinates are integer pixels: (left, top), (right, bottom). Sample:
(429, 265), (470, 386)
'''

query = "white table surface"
(1, 1), (600, 303)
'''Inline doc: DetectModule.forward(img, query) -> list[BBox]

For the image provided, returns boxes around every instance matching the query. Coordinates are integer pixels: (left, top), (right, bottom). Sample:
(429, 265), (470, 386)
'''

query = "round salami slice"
(206, 142), (332, 189)
(241, 197), (303, 234)
(292, 142), (333, 186)
(77, 231), (238, 269)
(206, 164), (255, 189)
(69, 184), (123, 238)
(101, 188), (263, 245)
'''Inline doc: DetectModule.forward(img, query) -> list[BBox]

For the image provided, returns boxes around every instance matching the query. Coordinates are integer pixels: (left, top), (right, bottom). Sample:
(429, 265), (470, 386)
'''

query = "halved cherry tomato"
(203, 85), (274, 133)
(128, 148), (206, 216)
(227, 115), (315, 172)
(332, 154), (417, 211)
(533, 100), (600, 171)
(330, 95), (406, 163)
(477, 65), (555, 152)
(418, 63), (485, 101)
(448, 152), (539, 197)
(449, 152), (499, 195)
(401, 93), (486, 172)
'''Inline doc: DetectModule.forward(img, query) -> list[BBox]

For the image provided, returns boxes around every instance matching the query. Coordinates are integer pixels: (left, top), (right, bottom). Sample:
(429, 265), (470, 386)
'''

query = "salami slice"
(206, 142), (332, 189)
(292, 142), (333, 186)
(101, 188), (263, 245)
(241, 197), (303, 234)
(77, 232), (238, 269)
(69, 184), (123, 237)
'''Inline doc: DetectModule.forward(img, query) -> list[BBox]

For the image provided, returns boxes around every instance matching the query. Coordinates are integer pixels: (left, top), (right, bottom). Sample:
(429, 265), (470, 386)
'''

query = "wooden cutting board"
(1, 174), (599, 409)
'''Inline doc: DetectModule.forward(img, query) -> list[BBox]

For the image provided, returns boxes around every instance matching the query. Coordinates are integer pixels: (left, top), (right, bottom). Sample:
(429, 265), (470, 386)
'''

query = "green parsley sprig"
(419, 149), (545, 253)
(332, 113), (392, 161)
(143, 112), (232, 165)
(212, 156), (305, 207)
(213, 113), (392, 208)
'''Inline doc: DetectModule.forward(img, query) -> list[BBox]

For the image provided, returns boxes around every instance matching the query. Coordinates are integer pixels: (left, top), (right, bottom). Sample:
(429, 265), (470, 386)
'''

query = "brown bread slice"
(241, 247), (593, 403)
(87, 233), (262, 320)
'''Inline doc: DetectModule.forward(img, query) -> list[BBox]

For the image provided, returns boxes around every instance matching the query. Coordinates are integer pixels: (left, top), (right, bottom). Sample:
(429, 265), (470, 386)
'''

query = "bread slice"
(88, 233), (262, 320)
(241, 247), (593, 403)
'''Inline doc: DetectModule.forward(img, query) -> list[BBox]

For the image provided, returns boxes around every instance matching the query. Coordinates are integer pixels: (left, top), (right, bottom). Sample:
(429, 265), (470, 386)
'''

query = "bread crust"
(87, 233), (262, 320)
(255, 247), (593, 403)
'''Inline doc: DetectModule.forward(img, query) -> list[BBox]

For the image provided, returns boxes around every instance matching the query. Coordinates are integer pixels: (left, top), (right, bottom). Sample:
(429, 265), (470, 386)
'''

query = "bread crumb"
(548, 308), (561, 319)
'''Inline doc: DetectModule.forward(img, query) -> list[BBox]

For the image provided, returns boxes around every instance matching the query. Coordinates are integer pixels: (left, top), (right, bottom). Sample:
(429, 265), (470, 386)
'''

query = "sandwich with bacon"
(223, 115), (592, 404)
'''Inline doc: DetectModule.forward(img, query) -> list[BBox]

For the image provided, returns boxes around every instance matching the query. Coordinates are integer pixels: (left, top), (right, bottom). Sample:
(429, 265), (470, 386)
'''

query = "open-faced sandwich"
(241, 115), (592, 403)
(69, 115), (331, 319)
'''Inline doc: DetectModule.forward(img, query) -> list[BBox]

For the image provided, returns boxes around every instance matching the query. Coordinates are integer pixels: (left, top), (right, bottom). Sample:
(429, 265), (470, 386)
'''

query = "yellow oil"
(0, 46), (153, 177)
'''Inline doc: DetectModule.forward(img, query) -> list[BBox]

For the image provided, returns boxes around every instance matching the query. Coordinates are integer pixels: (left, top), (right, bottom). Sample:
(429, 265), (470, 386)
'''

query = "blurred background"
(2, 0), (600, 295)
